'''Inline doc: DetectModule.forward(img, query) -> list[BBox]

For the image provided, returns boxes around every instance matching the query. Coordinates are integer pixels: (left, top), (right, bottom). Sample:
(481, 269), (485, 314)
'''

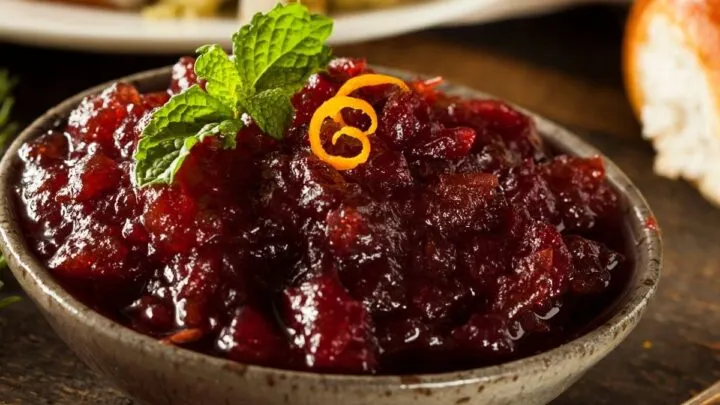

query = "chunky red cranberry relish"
(15, 58), (629, 374)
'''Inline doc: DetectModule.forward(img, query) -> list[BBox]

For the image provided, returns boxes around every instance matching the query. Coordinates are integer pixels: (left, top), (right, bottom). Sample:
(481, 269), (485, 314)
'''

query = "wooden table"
(1, 5), (719, 405)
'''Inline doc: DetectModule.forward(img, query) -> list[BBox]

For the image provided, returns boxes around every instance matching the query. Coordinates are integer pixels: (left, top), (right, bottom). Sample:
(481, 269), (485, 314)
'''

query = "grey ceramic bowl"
(0, 67), (662, 405)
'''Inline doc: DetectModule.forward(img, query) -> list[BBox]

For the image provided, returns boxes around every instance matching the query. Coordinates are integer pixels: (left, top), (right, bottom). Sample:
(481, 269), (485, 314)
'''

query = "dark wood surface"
(1, 5), (719, 405)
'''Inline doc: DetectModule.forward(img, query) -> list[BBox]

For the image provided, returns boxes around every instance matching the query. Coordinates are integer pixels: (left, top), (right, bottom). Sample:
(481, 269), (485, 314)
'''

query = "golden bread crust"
(624, 0), (720, 117)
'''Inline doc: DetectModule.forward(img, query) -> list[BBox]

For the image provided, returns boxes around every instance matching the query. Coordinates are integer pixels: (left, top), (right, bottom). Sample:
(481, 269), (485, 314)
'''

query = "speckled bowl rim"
(0, 66), (662, 389)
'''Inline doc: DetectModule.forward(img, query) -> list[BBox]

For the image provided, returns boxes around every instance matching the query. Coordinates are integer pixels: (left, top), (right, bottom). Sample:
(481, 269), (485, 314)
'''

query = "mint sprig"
(0, 70), (18, 151)
(133, 3), (333, 187)
(134, 85), (237, 186)
(0, 279), (21, 309)
(233, 6), (332, 101)
(0, 70), (20, 310)
(0, 256), (20, 309)
(195, 44), (242, 109)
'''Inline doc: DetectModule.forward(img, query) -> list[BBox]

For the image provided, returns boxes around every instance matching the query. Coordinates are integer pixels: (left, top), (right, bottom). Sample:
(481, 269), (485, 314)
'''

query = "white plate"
(0, 0), (628, 54)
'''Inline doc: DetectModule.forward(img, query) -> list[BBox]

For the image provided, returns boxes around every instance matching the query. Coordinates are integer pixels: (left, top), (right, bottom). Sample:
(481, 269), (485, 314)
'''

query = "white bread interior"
(625, 0), (720, 204)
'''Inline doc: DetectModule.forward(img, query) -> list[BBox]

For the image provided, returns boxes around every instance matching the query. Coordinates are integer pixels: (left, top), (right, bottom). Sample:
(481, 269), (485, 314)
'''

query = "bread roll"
(624, 0), (720, 204)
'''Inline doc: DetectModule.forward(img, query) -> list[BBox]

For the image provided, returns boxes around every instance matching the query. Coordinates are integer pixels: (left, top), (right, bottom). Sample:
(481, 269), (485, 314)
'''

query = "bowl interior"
(0, 66), (662, 386)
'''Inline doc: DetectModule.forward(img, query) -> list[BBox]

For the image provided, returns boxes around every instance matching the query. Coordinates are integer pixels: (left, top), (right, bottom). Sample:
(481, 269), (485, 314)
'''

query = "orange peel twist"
(309, 96), (376, 171)
(336, 74), (410, 97)
(308, 74), (410, 171)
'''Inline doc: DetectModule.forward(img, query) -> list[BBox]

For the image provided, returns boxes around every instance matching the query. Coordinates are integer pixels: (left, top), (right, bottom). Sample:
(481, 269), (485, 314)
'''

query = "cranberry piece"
(376, 315), (432, 355)
(126, 296), (175, 334)
(545, 156), (618, 232)
(377, 90), (432, 150)
(420, 172), (501, 237)
(122, 218), (149, 243)
(411, 231), (457, 280)
(455, 143), (516, 175)
(235, 117), (279, 156)
(437, 98), (545, 161)
(326, 201), (407, 312)
(408, 126), (477, 160)
(149, 250), (229, 330)
(217, 306), (292, 367)
(175, 138), (258, 201)
(48, 219), (130, 281)
(169, 57), (200, 94)
(501, 160), (559, 226)
(260, 153), (350, 227)
(18, 157), (68, 227)
(459, 236), (507, 297)
(326, 205), (366, 256)
(60, 147), (121, 201)
(282, 274), (378, 373)
(494, 219), (572, 318)
(452, 314), (515, 358)
(410, 278), (473, 322)
(142, 91), (171, 109)
(565, 235), (624, 295)
(290, 73), (340, 129)
(343, 143), (414, 199)
(66, 83), (142, 151)
(409, 77), (444, 105)
(327, 57), (368, 79)
(375, 314), (448, 355)
(18, 131), (68, 163)
(142, 187), (198, 255)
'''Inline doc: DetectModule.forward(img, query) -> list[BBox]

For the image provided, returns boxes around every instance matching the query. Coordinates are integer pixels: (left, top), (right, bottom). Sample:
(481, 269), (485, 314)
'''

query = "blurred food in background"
(53, 0), (145, 8)
(623, 0), (720, 206)
(47, 0), (425, 18)
(328, 0), (419, 12)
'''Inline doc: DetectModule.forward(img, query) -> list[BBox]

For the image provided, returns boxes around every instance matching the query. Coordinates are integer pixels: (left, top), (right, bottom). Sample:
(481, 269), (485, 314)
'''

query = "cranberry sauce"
(15, 57), (630, 374)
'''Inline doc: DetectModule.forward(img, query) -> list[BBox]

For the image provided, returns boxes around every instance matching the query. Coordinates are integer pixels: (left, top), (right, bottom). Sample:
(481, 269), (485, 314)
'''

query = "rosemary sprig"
(0, 70), (18, 151)
(0, 69), (19, 308)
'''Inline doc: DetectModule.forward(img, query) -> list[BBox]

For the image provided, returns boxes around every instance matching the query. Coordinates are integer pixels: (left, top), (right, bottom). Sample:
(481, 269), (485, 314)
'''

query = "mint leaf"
(195, 44), (242, 111)
(136, 119), (243, 186)
(133, 3), (334, 187)
(232, 3), (332, 136)
(134, 86), (234, 186)
(197, 119), (243, 149)
(234, 4), (332, 93)
(243, 89), (293, 140)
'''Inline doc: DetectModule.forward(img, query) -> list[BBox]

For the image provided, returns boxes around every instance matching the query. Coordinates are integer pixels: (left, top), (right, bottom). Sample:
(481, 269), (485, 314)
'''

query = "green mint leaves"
(134, 86), (236, 186)
(133, 3), (333, 187)
(0, 272), (21, 309)
(195, 44), (242, 109)
(0, 72), (20, 309)
(0, 70), (18, 151)
(234, 5), (333, 98)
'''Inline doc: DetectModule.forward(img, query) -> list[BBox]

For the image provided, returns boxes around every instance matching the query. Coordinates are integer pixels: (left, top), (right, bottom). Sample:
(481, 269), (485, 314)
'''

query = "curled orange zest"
(334, 74), (411, 124)
(336, 73), (411, 97)
(308, 74), (410, 171)
(309, 96), (376, 170)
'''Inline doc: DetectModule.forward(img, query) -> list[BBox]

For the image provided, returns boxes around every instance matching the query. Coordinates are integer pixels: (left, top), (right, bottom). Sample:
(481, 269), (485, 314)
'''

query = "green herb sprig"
(0, 69), (19, 309)
(0, 70), (18, 151)
(133, 3), (333, 187)
(0, 257), (21, 309)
